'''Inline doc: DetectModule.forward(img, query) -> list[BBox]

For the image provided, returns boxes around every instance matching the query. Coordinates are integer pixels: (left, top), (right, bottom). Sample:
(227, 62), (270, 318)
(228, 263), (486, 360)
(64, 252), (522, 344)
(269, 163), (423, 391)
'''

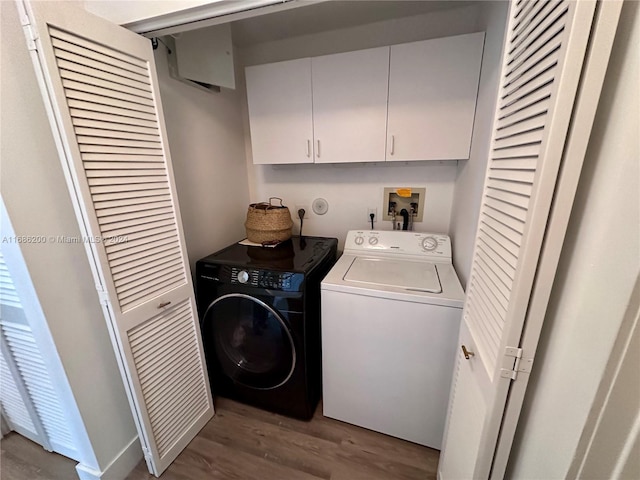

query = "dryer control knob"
(237, 270), (250, 284)
(354, 236), (365, 245)
(369, 236), (379, 246)
(421, 236), (438, 252)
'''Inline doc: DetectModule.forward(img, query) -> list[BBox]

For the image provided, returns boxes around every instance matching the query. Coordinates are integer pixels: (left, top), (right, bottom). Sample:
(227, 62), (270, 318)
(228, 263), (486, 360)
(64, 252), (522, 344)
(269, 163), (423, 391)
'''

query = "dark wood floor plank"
(1, 397), (440, 480)
(0, 433), (78, 480)
(176, 435), (322, 480)
(199, 408), (335, 479)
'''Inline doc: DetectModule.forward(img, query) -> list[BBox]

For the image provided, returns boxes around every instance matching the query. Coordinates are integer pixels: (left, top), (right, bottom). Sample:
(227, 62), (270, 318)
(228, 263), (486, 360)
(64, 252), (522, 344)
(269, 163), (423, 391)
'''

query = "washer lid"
(344, 257), (442, 293)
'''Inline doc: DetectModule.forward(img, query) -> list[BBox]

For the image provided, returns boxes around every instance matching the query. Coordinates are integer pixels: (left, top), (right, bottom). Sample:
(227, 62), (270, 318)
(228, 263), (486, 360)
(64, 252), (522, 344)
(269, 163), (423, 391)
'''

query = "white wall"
(84, 0), (220, 25)
(152, 47), (250, 269)
(0, 0), (140, 474)
(507, 2), (640, 477)
(449, 1), (509, 287)
(239, 5), (487, 250)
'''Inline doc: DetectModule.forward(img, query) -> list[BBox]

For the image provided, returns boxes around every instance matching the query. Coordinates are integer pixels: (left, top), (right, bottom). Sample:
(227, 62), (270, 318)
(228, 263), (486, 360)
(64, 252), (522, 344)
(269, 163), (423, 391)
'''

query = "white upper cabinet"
(246, 58), (314, 164)
(245, 32), (484, 165)
(312, 47), (390, 163)
(387, 32), (485, 162)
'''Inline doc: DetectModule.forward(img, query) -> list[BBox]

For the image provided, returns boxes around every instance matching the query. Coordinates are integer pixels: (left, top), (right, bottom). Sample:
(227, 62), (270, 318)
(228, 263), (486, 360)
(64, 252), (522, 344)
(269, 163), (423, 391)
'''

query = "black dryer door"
(202, 293), (296, 390)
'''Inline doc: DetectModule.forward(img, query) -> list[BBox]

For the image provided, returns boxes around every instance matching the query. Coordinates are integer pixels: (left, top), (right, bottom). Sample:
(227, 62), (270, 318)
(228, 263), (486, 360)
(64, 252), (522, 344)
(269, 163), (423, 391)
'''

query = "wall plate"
(383, 187), (426, 222)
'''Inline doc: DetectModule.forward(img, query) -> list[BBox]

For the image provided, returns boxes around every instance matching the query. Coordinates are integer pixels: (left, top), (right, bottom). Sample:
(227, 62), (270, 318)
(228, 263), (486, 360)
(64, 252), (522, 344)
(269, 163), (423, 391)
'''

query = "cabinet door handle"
(390, 135), (395, 155)
(317, 140), (321, 158)
(306, 139), (311, 157)
(158, 301), (171, 309)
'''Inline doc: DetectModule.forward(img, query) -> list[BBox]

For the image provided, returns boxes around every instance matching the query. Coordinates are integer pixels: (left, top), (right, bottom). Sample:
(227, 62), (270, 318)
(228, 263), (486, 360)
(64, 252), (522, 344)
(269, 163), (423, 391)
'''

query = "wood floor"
(2, 397), (440, 480)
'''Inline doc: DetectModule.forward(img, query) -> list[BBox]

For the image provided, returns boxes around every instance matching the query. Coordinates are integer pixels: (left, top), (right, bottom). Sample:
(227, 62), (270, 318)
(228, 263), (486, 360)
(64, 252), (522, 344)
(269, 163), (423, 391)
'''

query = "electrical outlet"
(367, 207), (377, 222)
(295, 205), (310, 219)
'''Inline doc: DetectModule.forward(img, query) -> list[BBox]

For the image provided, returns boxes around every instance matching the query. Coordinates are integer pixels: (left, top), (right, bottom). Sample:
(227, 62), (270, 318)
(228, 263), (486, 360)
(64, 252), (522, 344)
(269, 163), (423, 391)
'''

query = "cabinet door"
(387, 32), (484, 161)
(246, 59), (314, 164)
(312, 47), (389, 163)
(20, 1), (214, 475)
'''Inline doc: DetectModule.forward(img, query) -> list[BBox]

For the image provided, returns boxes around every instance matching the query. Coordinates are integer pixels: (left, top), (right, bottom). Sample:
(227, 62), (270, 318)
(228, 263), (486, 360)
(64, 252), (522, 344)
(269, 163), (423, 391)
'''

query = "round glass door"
(202, 293), (296, 390)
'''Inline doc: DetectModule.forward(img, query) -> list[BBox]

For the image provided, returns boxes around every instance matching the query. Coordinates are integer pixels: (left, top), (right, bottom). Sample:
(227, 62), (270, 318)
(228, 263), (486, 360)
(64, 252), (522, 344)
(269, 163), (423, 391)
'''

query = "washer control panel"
(345, 230), (452, 261)
(198, 263), (304, 291)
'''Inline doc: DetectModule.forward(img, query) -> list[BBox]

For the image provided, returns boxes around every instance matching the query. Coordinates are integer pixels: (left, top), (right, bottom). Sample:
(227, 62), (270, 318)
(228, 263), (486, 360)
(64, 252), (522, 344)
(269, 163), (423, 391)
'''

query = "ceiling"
(230, 1), (476, 47)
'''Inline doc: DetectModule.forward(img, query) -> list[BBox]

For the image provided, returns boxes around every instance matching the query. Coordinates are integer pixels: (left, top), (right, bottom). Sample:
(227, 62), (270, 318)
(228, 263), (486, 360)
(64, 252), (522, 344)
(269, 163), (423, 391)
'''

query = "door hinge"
(95, 285), (110, 307)
(17, 2), (38, 51)
(141, 445), (153, 471)
(500, 346), (534, 380)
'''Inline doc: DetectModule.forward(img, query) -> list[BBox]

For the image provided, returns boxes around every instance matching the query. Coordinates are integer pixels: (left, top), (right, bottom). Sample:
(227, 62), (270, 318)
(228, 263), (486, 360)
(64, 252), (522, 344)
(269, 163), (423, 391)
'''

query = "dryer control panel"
(344, 230), (452, 262)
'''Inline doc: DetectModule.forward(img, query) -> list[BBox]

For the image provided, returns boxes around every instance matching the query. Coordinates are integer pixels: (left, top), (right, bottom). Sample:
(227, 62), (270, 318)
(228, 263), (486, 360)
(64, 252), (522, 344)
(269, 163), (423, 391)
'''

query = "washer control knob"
(368, 236), (379, 246)
(354, 236), (365, 245)
(421, 236), (438, 252)
(237, 270), (250, 284)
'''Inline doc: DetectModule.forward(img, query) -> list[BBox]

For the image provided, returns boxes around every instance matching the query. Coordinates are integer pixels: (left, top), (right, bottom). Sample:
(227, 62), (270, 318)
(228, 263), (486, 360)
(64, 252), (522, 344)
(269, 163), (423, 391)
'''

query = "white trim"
(127, 0), (326, 37)
(76, 436), (142, 480)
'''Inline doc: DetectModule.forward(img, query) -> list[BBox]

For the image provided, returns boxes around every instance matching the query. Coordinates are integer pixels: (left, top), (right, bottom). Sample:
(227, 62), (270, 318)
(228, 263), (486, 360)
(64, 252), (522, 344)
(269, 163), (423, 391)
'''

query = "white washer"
(321, 230), (465, 449)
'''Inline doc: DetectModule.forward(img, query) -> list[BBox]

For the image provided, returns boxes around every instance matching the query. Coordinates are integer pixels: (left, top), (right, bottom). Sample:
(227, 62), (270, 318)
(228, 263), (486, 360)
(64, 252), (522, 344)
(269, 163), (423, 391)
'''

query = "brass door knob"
(461, 345), (475, 360)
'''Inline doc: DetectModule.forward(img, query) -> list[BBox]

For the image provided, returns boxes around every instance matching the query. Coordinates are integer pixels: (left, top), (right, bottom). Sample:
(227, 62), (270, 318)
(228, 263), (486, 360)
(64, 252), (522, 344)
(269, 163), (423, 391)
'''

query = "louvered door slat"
(485, 187), (530, 211)
(96, 200), (173, 218)
(512, 0), (539, 27)
(97, 206), (173, 228)
(104, 224), (175, 250)
(0, 352), (36, 434)
(128, 304), (190, 350)
(61, 70), (154, 101)
(54, 50), (150, 89)
(86, 168), (166, 177)
(511, 0), (563, 48)
(484, 196), (528, 224)
(70, 107), (158, 128)
(482, 214), (523, 247)
(94, 193), (170, 210)
(49, 28), (147, 69)
(51, 35), (150, 79)
(75, 127), (160, 142)
(0, 255), (21, 309)
(84, 154), (163, 164)
(487, 178), (533, 197)
(506, 23), (564, 78)
(488, 168), (536, 184)
(58, 60), (151, 95)
(2, 323), (74, 451)
(484, 205), (525, 237)
(115, 259), (183, 292)
(493, 129), (544, 150)
(62, 79), (155, 108)
(497, 112), (546, 136)
(67, 91), (156, 115)
(73, 117), (158, 136)
(69, 101), (157, 123)
(78, 136), (160, 148)
(101, 213), (174, 235)
(103, 217), (174, 238)
(112, 250), (180, 278)
(92, 188), (169, 202)
(106, 233), (177, 260)
(90, 182), (167, 195)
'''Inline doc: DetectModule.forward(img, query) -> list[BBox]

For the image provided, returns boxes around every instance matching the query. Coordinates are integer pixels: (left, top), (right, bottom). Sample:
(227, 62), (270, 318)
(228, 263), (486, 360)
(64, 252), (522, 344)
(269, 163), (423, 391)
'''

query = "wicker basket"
(245, 197), (293, 244)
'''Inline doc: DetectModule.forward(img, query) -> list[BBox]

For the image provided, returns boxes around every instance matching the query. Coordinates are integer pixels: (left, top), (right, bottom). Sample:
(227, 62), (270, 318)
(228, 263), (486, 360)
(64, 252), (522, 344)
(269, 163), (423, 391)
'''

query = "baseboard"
(76, 436), (142, 480)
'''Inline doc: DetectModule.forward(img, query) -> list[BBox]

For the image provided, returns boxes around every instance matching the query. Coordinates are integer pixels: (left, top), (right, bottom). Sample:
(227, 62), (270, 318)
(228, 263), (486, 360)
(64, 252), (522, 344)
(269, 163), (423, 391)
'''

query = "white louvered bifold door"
(439, 1), (604, 478)
(19, 1), (213, 475)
